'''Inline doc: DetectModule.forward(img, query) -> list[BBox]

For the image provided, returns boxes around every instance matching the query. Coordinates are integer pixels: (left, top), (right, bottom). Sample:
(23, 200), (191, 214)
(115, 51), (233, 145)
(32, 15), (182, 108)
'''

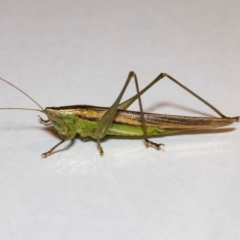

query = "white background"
(0, 0), (240, 239)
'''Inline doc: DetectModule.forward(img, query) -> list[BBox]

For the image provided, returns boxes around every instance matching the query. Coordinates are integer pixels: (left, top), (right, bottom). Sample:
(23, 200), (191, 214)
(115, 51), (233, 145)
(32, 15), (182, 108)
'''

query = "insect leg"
(119, 73), (226, 118)
(96, 71), (163, 155)
(38, 115), (50, 125)
(41, 139), (66, 158)
(96, 128), (104, 155)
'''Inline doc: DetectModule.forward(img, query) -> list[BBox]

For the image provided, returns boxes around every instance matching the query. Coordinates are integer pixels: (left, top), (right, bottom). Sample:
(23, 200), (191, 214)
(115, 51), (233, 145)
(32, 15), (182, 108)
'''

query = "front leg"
(41, 139), (66, 158)
(38, 115), (50, 125)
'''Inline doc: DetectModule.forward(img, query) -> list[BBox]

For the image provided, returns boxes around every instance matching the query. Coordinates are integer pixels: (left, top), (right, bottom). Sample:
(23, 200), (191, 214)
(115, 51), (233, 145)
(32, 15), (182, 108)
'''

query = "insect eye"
(50, 113), (57, 120)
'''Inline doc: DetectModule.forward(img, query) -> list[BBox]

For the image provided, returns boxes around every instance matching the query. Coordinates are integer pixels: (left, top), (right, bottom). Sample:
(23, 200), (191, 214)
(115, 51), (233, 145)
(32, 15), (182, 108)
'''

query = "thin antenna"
(0, 107), (43, 112)
(0, 77), (44, 111)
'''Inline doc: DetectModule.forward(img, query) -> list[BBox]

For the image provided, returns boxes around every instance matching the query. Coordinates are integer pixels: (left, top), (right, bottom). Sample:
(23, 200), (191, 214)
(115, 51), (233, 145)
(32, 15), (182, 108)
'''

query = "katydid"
(0, 72), (239, 157)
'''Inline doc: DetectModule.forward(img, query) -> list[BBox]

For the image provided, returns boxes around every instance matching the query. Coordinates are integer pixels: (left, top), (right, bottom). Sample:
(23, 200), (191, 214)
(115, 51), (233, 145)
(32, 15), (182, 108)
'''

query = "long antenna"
(0, 77), (44, 111)
(0, 107), (43, 112)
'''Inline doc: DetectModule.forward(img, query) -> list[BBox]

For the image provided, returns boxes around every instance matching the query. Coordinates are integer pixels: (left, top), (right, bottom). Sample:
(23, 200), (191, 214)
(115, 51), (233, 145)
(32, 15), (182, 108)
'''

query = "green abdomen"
(107, 123), (177, 136)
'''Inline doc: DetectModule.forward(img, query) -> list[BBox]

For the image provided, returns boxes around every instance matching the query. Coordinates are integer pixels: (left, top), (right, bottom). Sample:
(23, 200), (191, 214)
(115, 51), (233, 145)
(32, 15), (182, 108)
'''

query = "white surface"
(0, 0), (240, 239)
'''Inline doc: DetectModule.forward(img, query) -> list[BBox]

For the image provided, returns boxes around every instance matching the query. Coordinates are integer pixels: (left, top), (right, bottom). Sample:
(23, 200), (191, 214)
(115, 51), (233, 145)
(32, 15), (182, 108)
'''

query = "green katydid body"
(44, 105), (239, 141)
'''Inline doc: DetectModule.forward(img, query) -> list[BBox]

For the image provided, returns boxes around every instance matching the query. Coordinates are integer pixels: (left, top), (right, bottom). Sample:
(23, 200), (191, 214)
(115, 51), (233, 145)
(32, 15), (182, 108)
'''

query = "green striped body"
(44, 105), (238, 141)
